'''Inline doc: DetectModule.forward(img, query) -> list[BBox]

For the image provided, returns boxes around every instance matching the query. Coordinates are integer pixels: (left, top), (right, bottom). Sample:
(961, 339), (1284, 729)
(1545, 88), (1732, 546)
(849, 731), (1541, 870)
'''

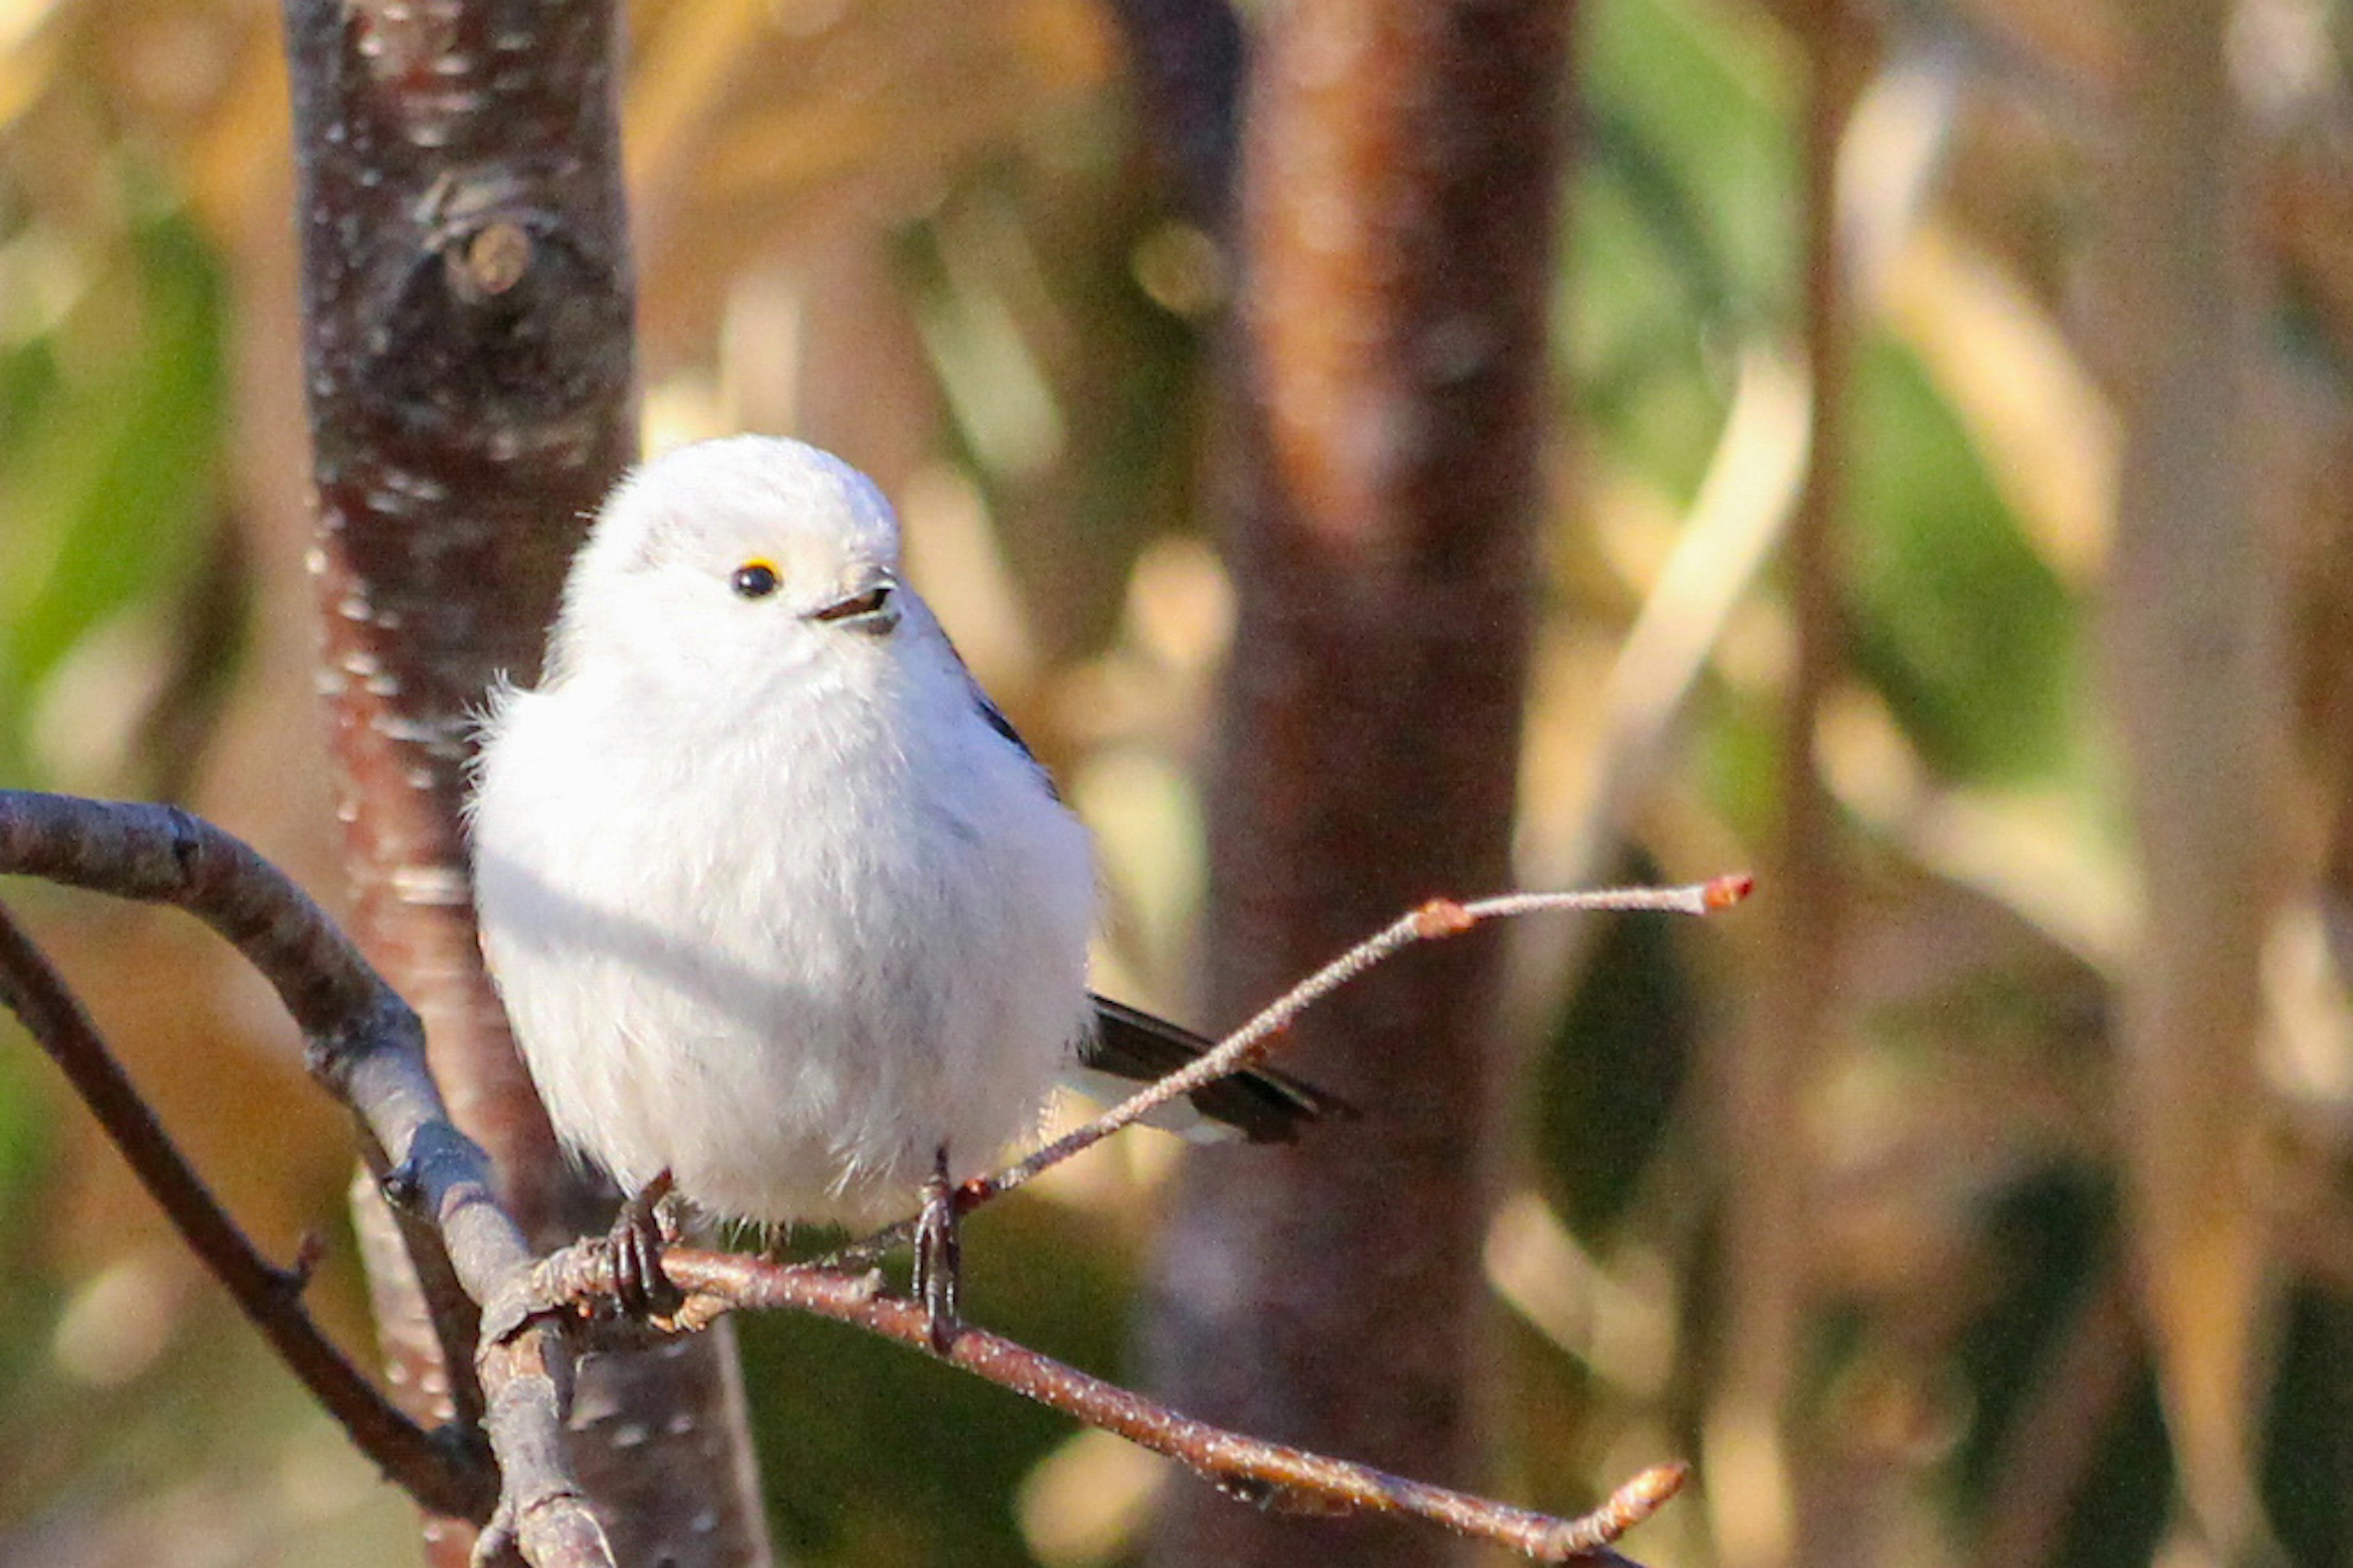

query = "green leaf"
(0, 208), (225, 783)
(1847, 336), (2082, 784)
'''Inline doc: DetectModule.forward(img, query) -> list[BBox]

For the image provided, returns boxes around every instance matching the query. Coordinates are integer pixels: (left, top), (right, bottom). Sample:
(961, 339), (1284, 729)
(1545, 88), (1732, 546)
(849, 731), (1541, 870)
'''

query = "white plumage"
(467, 436), (1097, 1228)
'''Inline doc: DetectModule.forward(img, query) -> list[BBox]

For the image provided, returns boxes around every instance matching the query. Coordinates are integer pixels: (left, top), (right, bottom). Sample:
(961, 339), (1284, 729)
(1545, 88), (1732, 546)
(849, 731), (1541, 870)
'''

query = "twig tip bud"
(1626, 1460), (1689, 1507)
(1412, 898), (1476, 939)
(1702, 873), (1754, 911)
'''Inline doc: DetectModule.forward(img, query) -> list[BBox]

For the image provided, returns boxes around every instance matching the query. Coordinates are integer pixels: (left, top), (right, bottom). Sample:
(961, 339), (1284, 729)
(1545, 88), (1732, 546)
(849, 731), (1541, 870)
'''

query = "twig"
(0, 897), (482, 1518)
(2, 787), (1721, 1566)
(809, 875), (1751, 1274)
(960, 876), (1752, 1214)
(536, 1244), (1688, 1564)
(0, 790), (610, 1565)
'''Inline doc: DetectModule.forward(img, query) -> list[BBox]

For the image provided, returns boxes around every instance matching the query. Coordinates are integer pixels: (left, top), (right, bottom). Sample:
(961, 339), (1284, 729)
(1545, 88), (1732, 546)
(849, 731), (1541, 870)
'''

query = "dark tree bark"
(1146, 5), (1572, 1565)
(278, 2), (771, 1562)
(1103, 0), (1247, 229)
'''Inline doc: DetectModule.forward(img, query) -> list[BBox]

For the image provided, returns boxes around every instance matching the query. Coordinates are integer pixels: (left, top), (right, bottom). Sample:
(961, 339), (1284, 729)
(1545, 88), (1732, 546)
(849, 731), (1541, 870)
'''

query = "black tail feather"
(1082, 995), (1355, 1143)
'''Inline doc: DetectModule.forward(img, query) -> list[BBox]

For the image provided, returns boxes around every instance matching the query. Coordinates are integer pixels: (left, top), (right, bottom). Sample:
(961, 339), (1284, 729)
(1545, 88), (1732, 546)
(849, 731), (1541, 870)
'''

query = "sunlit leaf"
(1847, 335), (2078, 786)
(0, 200), (223, 784)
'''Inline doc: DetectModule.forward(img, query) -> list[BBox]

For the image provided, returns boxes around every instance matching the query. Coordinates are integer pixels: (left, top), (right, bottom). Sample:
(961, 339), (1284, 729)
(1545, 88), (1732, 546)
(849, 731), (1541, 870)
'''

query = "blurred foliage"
(0, 0), (2350, 1566)
(741, 1197), (1140, 1567)
(892, 136), (1210, 663)
(0, 186), (225, 792)
(2265, 1282), (2353, 1568)
(1847, 333), (2080, 785)
(1569, 0), (1794, 494)
(1535, 851), (1702, 1242)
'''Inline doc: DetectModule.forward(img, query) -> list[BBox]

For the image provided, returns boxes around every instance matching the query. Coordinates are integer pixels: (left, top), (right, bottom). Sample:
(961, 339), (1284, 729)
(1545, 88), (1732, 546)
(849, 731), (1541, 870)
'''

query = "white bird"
(466, 435), (1329, 1330)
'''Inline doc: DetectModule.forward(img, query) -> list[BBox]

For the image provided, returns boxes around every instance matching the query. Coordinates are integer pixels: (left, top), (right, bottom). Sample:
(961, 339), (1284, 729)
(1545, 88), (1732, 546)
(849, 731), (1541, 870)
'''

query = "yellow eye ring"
(730, 560), (781, 599)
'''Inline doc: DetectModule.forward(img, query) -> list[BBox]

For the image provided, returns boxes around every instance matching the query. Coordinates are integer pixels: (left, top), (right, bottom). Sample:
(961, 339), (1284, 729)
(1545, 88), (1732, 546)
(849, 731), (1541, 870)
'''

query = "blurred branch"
(1153, 4), (1575, 1560)
(0, 893), (483, 1521)
(1101, 0), (1245, 227)
(1977, 1262), (2143, 1568)
(2102, 0), (2282, 1553)
(136, 509), (250, 805)
(0, 789), (607, 1566)
(531, 1242), (1688, 1566)
(1703, 7), (1866, 1568)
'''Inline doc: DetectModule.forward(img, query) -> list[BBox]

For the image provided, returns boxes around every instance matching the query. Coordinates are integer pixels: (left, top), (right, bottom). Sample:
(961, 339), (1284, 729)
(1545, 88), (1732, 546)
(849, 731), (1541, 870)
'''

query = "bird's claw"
(609, 1171), (683, 1320)
(912, 1146), (963, 1354)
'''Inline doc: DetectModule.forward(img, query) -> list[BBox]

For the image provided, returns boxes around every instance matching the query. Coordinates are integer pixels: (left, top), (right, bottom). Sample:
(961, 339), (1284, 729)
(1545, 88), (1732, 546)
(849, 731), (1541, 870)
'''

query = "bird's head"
(548, 436), (914, 693)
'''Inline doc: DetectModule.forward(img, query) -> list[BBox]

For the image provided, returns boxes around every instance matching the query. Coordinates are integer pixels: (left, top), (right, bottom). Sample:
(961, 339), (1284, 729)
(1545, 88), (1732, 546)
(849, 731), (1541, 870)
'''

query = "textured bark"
(279, 2), (771, 1562)
(1145, 5), (1569, 1565)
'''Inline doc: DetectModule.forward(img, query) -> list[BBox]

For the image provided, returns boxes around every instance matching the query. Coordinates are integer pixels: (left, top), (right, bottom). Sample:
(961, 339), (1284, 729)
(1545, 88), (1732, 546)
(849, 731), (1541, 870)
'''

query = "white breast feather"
(471, 621), (1096, 1228)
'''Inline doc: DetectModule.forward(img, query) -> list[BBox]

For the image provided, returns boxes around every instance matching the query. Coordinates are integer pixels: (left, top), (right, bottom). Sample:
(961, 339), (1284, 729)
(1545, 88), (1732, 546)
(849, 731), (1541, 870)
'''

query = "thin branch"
(809, 875), (1752, 1276)
(535, 1244), (1688, 1565)
(961, 877), (1752, 1214)
(0, 897), (482, 1519)
(0, 790), (485, 1405)
(1, 787), (1720, 1567)
(0, 790), (610, 1566)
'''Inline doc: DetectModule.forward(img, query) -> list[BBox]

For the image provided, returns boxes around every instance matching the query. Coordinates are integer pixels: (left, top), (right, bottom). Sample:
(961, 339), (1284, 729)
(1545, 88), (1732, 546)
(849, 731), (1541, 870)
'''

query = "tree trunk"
(279, 2), (772, 1562)
(1145, 4), (1571, 1564)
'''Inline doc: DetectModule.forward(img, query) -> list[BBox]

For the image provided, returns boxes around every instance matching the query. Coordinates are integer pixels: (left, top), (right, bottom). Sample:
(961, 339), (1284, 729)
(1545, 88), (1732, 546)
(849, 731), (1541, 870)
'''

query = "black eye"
(730, 561), (781, 599)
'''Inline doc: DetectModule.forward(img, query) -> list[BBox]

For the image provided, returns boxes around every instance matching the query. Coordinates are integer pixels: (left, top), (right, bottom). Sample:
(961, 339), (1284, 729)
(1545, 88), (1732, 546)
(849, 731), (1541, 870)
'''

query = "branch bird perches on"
(0, 787), (1740, 1567)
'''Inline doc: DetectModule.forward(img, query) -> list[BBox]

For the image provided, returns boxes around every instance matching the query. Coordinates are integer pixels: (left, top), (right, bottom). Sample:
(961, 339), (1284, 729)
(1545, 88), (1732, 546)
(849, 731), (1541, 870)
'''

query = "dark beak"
(808, 570), (900, 634)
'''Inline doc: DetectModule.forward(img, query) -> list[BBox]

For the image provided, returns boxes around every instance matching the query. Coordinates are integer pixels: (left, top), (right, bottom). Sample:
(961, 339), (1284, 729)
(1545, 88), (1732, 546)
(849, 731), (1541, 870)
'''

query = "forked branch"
(0, 790), (603, 1562)
(0, 788), (1740, 1567)
(0, 898), (485, 1519)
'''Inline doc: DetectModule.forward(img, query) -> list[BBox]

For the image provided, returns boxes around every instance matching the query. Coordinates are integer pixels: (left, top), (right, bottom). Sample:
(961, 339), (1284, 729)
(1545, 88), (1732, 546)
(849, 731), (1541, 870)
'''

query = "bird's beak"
(807, 567), (900, 635)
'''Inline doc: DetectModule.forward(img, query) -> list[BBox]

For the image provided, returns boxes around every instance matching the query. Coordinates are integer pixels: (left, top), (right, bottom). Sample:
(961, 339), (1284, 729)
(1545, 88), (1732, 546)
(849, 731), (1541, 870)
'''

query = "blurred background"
(2, 1), (2351, 1566)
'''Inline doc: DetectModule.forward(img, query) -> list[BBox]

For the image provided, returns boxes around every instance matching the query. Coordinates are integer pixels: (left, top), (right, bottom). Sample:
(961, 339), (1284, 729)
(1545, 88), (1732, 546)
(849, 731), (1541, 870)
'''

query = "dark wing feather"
(949, 638), (1063, 801)
(940, 629), (1344, 1140)
(970, 684), (1033, 762)
(1083, 995), (1354, 1143)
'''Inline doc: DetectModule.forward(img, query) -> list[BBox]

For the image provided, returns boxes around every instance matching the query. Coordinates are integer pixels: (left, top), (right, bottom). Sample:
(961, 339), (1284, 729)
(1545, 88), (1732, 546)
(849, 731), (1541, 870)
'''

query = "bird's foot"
(608, 1170), (684, 1320)
(912, 1145), (963, 1355)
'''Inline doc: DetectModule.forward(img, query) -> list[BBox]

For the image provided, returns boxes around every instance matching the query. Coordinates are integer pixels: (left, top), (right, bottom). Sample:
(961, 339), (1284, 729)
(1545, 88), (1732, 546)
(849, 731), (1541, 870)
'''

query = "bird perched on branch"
(467, 434), (1334, 1343)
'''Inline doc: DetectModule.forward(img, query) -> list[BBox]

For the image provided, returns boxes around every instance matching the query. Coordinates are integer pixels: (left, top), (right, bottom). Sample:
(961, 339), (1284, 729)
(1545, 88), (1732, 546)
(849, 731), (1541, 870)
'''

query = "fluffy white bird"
(468, 436), (1327, 1324)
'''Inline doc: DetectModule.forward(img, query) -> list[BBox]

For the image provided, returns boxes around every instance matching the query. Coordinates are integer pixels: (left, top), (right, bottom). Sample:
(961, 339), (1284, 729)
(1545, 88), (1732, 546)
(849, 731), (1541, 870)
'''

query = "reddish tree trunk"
(1146, 4), (1571, 1564)
(279, 2), (770, 1562)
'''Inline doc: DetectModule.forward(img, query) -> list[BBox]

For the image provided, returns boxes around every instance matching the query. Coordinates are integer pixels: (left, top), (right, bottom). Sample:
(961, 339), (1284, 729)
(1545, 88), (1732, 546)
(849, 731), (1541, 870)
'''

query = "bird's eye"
(730, 561), (781, 599)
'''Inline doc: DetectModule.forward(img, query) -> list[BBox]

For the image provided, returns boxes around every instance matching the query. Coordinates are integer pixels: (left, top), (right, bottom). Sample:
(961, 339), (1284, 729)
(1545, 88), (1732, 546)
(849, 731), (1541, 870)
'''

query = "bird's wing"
(968, 682), (1031, 760)
(971, 685), (1061, 798)
(1079, 995), (1354, 1144)
(935, 624), (1065, 801)
(934, 628), (1351, 1143)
